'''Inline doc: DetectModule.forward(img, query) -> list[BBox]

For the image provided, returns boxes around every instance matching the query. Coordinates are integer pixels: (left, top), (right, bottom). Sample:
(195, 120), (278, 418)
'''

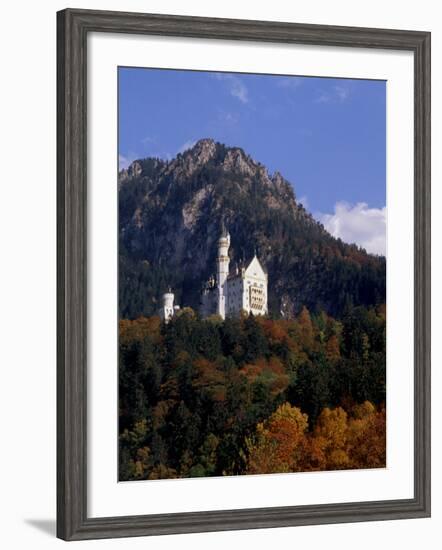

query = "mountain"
(118, 138), (385, 319)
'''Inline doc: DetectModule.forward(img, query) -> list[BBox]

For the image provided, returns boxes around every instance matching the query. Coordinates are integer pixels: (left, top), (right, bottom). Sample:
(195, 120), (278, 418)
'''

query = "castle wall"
(226, 271), (267, 317)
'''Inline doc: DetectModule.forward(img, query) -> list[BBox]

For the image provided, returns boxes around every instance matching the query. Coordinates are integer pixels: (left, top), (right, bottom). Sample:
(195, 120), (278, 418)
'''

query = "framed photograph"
(57, 8), (431, 541)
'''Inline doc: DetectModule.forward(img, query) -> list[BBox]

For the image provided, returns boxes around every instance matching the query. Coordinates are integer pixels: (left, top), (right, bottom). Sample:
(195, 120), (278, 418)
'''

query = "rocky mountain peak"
(222, 147), (258, 178)
(186, 138), (217, 164)
(128, 161), (143, 178)
(118, 160), (143, 187)
(163, 138), (218, 179)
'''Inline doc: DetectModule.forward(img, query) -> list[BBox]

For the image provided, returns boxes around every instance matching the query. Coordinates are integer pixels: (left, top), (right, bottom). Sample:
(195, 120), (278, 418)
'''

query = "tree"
(245, 403), (309, 474)
(298, 306), (314, 350)
(313, 407), (349, 470)
(290, 355), (332, 425)
(242, 314), (269, 363)
(325, 334), (341, 362)
(346, 402), (386, 468)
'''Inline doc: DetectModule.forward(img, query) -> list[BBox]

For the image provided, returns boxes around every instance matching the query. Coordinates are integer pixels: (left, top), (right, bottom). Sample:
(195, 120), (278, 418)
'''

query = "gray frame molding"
(57, 8), (431, 541)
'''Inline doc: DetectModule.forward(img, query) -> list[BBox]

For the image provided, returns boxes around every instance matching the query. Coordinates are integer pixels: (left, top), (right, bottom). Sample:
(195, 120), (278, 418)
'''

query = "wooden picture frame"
(57, 8), (431, 541)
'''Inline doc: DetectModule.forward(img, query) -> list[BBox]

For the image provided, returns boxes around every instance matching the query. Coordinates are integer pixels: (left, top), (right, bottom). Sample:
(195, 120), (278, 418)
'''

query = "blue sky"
(119, 67), (386, 255)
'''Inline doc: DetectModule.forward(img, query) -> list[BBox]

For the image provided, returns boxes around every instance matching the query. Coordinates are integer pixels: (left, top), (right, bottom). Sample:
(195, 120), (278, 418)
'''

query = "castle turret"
(217, 223), (230, 319)
(159, 289), (175, 323)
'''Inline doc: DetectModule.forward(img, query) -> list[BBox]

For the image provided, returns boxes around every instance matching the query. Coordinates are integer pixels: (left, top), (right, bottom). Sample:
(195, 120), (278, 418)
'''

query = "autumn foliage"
(245, 401), (385, 474)
(119, 305), (386, 480)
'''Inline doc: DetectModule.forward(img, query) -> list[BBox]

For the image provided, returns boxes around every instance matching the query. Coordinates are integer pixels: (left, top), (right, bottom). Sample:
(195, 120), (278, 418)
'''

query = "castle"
(159, 226), (268, 322)
(200, 226), (268, 319)
(158, 289), (180, 322)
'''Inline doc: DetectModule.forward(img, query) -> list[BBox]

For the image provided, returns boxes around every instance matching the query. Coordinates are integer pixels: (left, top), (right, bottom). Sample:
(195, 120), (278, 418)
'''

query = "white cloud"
(214, 73), (249, 104)
(231, 81), (248, 103)
(177, 140), (197, 154)
(141, 135), (156, 145)
(315, 84), (351, 104)
(334, 85), (350, 102)
(317, 201), (386, 256)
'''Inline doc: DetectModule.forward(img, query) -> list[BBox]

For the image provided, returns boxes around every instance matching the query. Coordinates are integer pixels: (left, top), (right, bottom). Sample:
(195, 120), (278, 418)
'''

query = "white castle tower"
(216, 223), (230, 319)
(159, 289), (179, 322)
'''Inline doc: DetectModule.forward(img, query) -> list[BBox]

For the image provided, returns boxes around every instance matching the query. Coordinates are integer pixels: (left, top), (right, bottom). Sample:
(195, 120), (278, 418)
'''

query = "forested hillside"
(119, 305), (386, 480)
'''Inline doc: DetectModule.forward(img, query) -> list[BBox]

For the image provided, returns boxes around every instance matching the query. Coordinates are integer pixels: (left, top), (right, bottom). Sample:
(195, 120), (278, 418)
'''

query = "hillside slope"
(119, 138), (385, 319)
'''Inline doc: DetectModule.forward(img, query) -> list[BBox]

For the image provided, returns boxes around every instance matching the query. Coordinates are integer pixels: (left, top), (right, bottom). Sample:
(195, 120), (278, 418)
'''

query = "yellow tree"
(313, 407), (349, 470)
(245, 403), (309, 474)
(346, 401), (386, 469)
